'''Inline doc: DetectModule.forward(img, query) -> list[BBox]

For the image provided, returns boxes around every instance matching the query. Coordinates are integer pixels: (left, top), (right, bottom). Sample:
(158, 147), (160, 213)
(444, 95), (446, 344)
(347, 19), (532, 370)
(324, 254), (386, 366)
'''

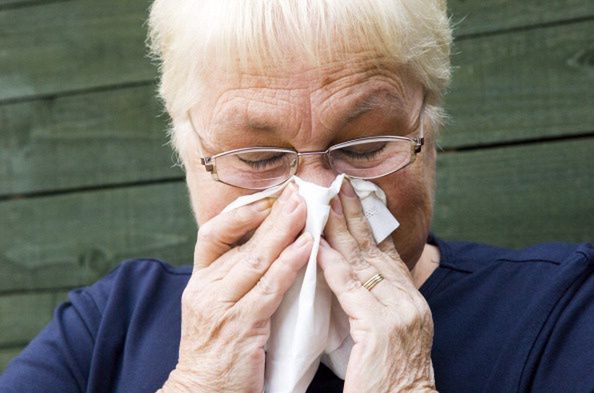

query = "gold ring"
(362, 273), (384, 291)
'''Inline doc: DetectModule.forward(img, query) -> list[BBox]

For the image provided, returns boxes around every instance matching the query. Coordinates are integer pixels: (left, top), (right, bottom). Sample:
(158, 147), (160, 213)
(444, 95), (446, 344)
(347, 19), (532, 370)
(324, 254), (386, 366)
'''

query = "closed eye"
(237, 153), (287, 169)
(338, 143), (387, 160)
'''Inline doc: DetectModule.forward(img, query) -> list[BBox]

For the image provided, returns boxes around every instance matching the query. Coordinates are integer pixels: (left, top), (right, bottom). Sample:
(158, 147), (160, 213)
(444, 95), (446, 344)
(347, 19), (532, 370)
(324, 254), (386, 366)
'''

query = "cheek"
(382, 171), (433, 228)
(375, 164), (434, 266)
(186, 166), (249, 225)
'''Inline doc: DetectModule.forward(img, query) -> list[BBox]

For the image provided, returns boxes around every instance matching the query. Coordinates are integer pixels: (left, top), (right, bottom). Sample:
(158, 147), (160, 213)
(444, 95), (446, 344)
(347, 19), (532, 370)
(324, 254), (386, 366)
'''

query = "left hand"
(320, 180), (436, 393)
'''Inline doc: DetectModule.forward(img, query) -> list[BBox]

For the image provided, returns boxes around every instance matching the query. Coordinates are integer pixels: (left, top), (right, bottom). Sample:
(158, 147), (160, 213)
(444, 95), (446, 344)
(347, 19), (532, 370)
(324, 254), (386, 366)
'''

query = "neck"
(410, 243), (440, 289)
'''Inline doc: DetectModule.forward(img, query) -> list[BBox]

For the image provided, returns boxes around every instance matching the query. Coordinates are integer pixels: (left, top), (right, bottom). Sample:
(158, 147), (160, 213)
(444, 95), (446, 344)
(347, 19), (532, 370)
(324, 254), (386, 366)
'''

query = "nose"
(294, 154), (338, 188)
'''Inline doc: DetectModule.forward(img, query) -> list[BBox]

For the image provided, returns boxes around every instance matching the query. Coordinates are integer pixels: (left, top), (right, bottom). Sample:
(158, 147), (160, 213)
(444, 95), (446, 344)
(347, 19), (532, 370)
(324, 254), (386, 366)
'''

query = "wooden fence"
(1, 0), (593, 371)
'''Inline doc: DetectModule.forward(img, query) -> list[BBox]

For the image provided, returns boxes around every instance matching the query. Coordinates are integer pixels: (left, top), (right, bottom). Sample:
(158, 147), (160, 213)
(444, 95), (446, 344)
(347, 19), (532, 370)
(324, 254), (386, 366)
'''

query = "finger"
(317, 239), (381, 316)
(320, 238), (395, 305)
(376, 237), (412, 281)
(338, 181), (409, 282)
(325, 197), (399, 285)
(217, 183), (307, 301)
(237, 232), (313, 320)
(339, 180), (376, 250)
(194, 197), (273, 269)
(325, 197), (362, 265)
(325, 183), (419, 307)
(377, 234), (397, 255)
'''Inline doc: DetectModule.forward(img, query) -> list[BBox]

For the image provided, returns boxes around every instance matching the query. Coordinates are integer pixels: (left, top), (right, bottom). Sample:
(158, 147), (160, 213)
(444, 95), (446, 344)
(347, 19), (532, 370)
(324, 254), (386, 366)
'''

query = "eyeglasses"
(189, 103), (425, 190)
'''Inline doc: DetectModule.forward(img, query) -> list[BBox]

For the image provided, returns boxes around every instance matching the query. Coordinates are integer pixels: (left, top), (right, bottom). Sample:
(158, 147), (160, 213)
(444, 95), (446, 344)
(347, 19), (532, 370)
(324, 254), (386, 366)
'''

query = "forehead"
(200, 57), (417, 100)
(189, 57), (423, 150)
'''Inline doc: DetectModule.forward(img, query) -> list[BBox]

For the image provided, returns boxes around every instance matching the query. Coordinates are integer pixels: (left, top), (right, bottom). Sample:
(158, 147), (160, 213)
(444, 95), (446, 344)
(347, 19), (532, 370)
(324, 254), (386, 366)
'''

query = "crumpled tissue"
(222, 174), (399, 393)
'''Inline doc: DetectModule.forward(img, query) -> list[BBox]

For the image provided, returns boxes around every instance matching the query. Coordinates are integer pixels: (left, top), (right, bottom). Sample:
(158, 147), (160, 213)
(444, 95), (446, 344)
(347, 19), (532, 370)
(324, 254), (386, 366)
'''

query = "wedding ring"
(362, 273), (384, 291)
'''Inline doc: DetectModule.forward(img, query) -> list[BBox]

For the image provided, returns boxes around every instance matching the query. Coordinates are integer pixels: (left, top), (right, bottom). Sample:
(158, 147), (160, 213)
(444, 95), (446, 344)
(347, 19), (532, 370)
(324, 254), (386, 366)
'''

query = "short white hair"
(148, 0), (452, 164)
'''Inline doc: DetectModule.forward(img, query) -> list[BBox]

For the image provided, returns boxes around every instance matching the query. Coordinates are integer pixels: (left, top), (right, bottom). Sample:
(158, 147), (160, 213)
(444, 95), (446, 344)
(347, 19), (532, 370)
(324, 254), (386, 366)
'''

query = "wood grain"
(433, 138), (594, 246)
(440, 20), (594, 149)
(0, 291), (68, 347)
(2, 0), (592, 102)
(2, 22), (593, 194)
(0, 0), (155, 101)
(2, 139), (592, 295)
(0, 182), (196, 293)
(0, 84), (180, 196)
(449, 0), (594, 36)
(0, 0), (54, 7)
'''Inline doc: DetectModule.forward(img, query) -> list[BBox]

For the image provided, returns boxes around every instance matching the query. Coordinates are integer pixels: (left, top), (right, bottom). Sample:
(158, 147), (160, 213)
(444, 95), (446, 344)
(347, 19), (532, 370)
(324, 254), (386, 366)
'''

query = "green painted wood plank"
(449, 0), (594, 36)
(0, 0), (37, 6)
(0, 291), (68, 347)
(0, 181), (196, 293)
(433, 138), (594, 247)
(440, 20), (594, 149)
(0, 0), (71, 8)
(0, 346), (23, 372)
(0, 0), (155, 101)
(2, 139), (593, 294)
(2, 0), (592, 102)
(2, 23), (593, 195)
(0, 84), (181, 196)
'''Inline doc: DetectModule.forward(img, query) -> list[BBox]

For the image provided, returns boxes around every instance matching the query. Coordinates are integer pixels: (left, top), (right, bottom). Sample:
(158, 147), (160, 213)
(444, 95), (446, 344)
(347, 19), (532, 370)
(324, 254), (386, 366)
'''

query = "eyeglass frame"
(188, 98), (426, 190)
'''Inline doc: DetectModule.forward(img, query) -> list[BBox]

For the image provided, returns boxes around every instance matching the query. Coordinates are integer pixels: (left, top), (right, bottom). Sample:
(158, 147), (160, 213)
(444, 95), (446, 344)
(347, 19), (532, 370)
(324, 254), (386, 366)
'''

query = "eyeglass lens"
(214, 139), (415, 189)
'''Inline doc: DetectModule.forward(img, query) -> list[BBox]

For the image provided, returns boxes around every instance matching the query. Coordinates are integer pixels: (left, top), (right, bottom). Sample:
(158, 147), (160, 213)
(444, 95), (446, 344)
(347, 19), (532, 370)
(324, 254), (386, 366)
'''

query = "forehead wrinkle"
(210, 90), (296, 131)
(317, 78), (409, 133)
(201, 87), (305, 152)
(245, 90), (302, 131)
(344, 88), (407, 124)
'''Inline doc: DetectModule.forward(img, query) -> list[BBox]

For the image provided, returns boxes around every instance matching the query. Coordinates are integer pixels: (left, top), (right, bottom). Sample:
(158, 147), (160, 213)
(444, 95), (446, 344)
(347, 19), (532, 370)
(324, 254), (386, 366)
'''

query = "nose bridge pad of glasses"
(291, 151), (332, 176)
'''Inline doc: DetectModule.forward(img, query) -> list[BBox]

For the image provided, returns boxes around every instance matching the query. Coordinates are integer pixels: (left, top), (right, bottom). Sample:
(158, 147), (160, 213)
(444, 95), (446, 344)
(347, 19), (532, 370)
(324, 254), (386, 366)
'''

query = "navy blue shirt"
(2, 236), (594, 393)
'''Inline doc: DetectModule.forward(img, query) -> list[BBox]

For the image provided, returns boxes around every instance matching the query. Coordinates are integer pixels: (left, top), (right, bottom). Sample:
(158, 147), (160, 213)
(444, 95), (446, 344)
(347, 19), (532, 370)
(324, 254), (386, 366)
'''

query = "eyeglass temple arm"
(187, 109), (215, 170)
(414, 95), (427, 153)
(200, 157), (214, 172)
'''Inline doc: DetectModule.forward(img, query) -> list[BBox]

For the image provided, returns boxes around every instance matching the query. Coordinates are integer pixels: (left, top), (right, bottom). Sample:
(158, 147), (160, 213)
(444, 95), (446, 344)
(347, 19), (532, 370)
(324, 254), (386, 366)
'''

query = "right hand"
(159, 183), (312, 393)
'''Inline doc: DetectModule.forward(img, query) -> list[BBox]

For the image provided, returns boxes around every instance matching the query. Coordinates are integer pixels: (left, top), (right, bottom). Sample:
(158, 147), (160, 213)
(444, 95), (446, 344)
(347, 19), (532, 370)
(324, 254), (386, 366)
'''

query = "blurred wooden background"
(1, 0), (593, 371)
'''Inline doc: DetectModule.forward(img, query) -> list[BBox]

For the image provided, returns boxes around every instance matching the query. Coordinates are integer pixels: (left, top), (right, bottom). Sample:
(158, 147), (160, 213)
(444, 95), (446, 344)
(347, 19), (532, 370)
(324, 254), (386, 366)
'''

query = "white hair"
(147, 0), (452, 165)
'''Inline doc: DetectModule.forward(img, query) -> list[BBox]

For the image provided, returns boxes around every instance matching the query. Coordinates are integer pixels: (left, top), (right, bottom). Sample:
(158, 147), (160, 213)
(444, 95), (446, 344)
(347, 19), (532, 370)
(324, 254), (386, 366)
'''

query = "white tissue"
(222, 175), (399, 393)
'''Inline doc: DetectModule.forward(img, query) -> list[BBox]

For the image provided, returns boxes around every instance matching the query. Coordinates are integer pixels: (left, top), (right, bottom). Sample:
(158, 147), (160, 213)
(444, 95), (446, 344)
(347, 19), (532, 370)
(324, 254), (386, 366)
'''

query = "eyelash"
(239, 154), (285, 169)
(339, 144), (387, 160)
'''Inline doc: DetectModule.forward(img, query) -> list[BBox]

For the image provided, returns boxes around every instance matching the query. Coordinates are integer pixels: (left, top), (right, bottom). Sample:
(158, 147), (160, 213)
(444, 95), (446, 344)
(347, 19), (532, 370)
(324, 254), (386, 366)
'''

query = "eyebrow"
(342, 90), (407, 126)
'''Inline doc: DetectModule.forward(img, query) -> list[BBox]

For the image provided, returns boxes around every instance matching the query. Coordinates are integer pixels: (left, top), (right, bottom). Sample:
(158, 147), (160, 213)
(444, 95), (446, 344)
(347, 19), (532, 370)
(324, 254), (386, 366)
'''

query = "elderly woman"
(2, 1), (594, 392)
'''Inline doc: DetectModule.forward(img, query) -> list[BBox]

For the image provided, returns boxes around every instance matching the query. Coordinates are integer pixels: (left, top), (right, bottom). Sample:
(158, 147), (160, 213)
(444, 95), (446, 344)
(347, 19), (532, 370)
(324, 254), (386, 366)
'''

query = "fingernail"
(295, 232), (312, 248)
(331, 198), (343, 216)
(252, 198), (273, 212)
(342, 181), (356, 198)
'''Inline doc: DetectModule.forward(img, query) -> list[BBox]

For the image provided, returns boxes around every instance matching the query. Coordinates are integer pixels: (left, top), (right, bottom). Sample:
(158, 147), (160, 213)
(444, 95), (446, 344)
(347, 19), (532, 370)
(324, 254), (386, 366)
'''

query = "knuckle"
(352, 215), (372, 232)
(197, 221), (217, 243)
(269, 212), (296, 234)
(337, 236), (360, 255)
(351, 256), (371, 273)
(414, 297), (433, 320)
(359, 239), (373, 251)
(256, 276), (276, 295)
(242, 253), (269, 272)
(230, 205), (253, 225)
(398, 305), (422, 328)
(397, 295), (431, 328)
(343, 273), (363, 293)
(364, 246), (383, 259)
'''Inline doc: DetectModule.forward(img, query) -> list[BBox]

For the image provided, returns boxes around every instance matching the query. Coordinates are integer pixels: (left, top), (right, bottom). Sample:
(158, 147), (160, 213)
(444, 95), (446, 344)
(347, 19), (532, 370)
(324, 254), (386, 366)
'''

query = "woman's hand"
(159, 184), (312, 393)
(320, 180), (436, 393)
